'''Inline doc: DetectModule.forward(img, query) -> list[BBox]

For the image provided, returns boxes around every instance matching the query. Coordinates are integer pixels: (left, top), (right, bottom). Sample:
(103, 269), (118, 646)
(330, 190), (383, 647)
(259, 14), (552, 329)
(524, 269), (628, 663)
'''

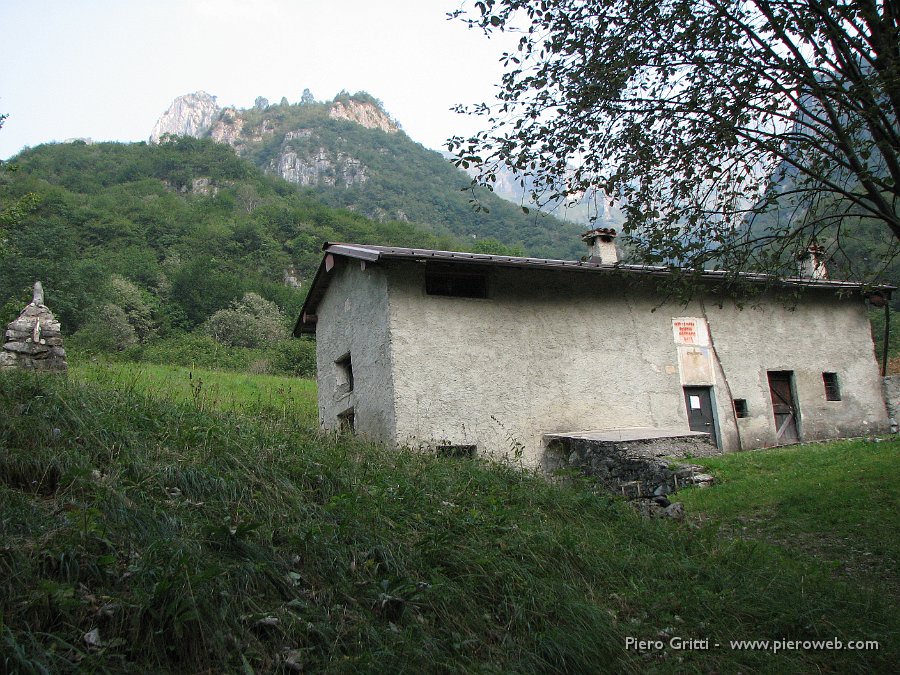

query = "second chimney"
(798, 242), (828, 280)
(582, 227), (619, 265)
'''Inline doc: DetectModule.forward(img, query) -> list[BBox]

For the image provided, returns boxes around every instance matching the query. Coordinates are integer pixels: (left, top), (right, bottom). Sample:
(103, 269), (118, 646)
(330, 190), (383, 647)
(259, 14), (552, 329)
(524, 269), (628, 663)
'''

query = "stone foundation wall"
(546, 435), (718, 498)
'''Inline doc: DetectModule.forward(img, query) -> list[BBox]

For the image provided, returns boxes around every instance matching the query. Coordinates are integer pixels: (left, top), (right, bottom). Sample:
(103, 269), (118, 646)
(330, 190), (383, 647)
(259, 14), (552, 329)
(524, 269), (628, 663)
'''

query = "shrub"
(109, 274), (157, 341)
(269, 337), (316, 377)
(202, 293), (288, 348)
(119, 333), (262, 372)
(70, 303), (138, 352)
(72, 332), (319, 379)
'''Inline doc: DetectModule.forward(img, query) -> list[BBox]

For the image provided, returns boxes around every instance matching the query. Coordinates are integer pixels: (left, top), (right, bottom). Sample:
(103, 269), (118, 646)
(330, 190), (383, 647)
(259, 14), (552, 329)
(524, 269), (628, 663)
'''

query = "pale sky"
(0, 0), (516, 159)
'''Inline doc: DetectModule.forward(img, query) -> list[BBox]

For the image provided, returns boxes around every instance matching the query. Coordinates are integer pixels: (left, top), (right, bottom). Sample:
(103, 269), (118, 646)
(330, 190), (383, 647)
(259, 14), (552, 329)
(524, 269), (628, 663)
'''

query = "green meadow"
(73, 360), (318, 426)
(1, 361), (896, 673)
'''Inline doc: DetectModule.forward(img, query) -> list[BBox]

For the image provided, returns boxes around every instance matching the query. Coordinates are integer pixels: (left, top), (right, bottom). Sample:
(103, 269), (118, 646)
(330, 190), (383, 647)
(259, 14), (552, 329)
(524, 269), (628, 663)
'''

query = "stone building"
(1, 282), (68, 373)
(294, 235), (891, 468)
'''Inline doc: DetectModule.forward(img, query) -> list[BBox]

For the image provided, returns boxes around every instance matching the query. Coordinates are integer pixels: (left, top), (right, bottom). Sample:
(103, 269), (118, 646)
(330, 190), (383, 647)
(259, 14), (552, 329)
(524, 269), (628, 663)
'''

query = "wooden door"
(767, 371), (799, 444)
(683, 386), (718, 447)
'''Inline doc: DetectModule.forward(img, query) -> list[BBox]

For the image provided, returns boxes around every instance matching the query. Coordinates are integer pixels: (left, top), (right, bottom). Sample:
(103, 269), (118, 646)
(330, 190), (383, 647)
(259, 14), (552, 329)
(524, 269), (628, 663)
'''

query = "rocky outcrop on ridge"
(150, 92), (397, 146)
(144, 90), (584, 252)
(149, 92), (383, 190)
(149, 91), (221, 144)
(269, 146), (368, 187)
(209, 107), (277, 151)
(328, 99), (398, 133)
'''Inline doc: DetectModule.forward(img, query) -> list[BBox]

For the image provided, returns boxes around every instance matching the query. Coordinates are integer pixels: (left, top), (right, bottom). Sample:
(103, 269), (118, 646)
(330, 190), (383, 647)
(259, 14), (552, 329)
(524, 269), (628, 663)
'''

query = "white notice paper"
(689, 395), (702, 410)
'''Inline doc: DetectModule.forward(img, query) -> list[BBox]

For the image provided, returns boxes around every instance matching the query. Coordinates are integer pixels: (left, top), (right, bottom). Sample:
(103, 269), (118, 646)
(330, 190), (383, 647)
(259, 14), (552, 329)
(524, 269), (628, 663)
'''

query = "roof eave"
(293, 243), (385, 336)
(293, 256), (329, 336)
(293, 242), (895, 336)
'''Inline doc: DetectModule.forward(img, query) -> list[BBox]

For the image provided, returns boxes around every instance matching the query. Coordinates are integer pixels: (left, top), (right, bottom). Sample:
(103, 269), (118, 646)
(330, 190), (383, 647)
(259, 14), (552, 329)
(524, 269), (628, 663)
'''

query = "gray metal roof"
(294, 242), (893, 335)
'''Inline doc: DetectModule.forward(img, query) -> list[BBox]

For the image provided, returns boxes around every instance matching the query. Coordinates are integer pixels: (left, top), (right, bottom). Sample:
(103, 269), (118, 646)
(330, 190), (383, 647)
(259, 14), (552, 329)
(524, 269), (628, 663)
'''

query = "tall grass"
(72, 361), (318, 427)
(1, 369), (896, 673)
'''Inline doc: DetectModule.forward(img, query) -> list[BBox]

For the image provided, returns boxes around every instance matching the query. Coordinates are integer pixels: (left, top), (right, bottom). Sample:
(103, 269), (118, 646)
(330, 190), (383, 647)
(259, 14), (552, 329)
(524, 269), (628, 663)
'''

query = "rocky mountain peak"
(149, 91), (221, 144)
(328, 100), (398, 134)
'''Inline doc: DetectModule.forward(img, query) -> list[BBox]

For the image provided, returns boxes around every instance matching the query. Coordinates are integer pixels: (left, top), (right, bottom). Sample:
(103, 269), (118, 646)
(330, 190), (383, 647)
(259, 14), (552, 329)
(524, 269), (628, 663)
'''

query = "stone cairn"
(0, 282), (68, 373)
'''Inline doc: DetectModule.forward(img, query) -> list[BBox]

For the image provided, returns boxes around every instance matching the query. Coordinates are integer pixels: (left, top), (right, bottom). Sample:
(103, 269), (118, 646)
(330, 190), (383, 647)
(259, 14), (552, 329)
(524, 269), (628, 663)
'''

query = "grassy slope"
(678, 439), (900, 595)
(73, 361), (317, 426)
(1, 365), (897, 673)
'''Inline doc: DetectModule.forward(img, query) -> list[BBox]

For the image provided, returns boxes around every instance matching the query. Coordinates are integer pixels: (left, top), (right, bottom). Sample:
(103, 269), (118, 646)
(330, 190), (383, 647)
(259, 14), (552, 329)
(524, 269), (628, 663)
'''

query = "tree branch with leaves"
(449, 0), (900, 285)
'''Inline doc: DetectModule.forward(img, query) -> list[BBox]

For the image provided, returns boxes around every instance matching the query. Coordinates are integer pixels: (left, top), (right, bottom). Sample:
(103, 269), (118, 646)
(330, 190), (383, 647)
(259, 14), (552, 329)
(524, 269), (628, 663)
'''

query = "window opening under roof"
(425, 272), (487, 298)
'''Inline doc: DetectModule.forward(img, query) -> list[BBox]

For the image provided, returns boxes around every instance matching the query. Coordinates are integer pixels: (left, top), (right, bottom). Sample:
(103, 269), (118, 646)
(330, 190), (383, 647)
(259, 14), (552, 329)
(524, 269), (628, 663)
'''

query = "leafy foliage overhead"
(450, 0), (900, 286)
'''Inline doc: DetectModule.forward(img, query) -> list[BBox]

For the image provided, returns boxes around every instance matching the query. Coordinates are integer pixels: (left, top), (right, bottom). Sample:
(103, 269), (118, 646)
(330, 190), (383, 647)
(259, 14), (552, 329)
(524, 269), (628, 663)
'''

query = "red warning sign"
(672, 318), (708, 346)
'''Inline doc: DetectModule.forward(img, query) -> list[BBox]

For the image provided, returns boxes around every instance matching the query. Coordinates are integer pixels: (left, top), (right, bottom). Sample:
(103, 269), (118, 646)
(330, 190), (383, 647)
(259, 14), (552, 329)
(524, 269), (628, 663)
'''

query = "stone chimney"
(581, 227), (619, 265)
(797, 242), (828, 280)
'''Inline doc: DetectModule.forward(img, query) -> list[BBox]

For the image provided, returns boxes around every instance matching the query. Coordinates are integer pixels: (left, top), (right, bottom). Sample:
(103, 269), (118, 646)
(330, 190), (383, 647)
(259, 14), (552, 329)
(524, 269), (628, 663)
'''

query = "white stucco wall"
(706, 293), (888, 448)
(314, 259), (396, 439)
(378, 263), (887, 467)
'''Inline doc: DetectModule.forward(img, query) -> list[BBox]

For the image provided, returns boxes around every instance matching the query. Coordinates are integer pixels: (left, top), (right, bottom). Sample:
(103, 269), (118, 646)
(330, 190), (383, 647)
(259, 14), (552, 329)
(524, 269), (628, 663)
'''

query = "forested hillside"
(0, 138), (466, 340)
(153, 91), (586, 260)
(0, 121), (588, 347)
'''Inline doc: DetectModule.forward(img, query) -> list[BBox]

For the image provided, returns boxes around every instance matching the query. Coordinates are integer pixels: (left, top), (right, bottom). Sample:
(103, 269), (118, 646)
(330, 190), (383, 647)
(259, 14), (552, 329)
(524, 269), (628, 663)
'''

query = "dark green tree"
(450, 1), (900, 283)
(0, 111), (41, 254)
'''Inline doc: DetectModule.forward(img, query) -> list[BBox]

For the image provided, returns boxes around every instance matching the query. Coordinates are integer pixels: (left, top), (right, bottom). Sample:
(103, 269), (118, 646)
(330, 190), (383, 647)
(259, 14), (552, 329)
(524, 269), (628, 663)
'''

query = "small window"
(337, 408), (355, 434)
(335, 353), (353, 396)
(426, 272), (487, 298)
(733, 399), (749, 418)
(436, 444), (477, 458)
(823, 372), (841, 401)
